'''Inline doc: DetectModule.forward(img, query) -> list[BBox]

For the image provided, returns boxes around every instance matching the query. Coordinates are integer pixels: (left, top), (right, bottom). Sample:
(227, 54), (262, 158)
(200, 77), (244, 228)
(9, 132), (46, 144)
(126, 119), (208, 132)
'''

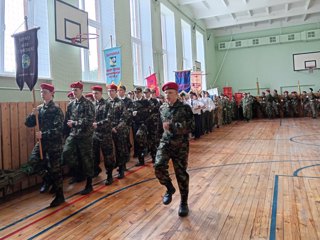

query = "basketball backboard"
(293, 51), (320, 72)
(54, 0), (89, 49)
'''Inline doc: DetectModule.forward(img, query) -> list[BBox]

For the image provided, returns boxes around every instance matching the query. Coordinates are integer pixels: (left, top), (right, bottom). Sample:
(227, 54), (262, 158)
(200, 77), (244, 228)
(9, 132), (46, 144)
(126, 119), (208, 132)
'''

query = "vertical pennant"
(13, 28), (39, 91)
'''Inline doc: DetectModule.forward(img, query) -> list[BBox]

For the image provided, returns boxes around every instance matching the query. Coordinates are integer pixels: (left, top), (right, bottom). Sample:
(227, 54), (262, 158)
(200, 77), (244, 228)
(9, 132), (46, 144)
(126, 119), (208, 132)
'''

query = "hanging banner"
(175, 70), (191, 93)
(13, 28), (39, 91)
(146, 73), (160, 96)
(191, 71), (202, 93)
(104, 46), (122, 85)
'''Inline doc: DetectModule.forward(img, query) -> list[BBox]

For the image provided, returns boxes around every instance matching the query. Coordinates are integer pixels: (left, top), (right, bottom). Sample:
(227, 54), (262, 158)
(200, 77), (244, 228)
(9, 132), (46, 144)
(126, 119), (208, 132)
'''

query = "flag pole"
(24, 15), (43, 160)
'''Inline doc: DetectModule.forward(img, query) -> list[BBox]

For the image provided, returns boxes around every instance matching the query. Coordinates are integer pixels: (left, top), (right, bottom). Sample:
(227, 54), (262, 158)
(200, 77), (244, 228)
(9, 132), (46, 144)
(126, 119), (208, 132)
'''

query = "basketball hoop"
(71, 33), (99, 44)
(307, 67), (315, 74)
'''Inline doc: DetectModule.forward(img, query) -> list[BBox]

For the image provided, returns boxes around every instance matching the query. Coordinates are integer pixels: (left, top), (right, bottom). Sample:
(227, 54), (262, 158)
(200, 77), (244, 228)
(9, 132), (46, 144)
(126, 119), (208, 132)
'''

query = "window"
(160, 4), (177, 83)
(79, 0), (103, 82)
(235, 41), (242, 47)
(270, 36), (277, 43)
(196, 30), (206, 90)
(0, 0), (50, 77)
(130, 0), (153, 86)
(253, 39), (259, 45)
(288, 34), (295, 41)
(181, 20), (192, 70)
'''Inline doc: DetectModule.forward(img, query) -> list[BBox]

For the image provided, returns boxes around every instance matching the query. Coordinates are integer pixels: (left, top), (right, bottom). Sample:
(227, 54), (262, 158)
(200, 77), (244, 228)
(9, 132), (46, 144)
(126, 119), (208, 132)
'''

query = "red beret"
(162, 82), (178, 91)
(85, 93), (94, 100)
(67, 91), (74, 98)
(70, 81), (83, 89)
(284, 91), (288, 93)
(266, 89), (270, 92)
(91, 85), (103, 92)
(107, 84), (118, 91)
(40, 83), (54, 92)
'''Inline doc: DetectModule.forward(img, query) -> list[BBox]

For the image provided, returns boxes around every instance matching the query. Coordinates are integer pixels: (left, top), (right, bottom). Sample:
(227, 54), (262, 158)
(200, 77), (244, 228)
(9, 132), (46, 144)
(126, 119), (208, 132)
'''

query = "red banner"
(146, 73), (160, 96)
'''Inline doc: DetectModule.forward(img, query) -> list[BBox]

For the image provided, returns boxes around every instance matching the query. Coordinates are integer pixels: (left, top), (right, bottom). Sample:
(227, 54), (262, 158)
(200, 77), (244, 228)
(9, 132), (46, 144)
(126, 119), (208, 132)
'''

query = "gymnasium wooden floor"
(1, 118), (320, 240)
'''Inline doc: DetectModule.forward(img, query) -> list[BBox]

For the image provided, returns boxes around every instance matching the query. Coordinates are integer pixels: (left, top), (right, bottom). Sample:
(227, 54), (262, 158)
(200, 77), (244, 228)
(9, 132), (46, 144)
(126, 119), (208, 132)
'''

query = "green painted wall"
(211, 23), (320, 95)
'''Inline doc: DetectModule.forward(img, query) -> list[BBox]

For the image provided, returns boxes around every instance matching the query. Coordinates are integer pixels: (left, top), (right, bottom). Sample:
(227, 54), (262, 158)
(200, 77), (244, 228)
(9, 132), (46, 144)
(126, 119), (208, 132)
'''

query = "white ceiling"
(177, 0), (320, 35)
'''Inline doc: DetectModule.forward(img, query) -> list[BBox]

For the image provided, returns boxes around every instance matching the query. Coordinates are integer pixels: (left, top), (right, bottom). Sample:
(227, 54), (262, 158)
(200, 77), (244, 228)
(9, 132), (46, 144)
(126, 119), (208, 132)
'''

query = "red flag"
(146, 73), (160, 96)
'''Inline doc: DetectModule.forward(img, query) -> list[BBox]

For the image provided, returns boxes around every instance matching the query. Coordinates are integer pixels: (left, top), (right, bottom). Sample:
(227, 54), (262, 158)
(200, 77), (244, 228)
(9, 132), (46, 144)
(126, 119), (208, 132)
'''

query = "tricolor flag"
(13, 28), (39, 91)
(175, 70), (191, 93)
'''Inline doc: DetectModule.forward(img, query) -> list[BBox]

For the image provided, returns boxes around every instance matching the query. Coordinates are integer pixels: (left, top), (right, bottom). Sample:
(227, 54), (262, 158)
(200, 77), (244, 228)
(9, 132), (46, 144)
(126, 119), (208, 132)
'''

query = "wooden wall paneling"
(18, 102), (29, 190)
(26, 102), (37, 187)
(1, 103), (12, 170)
(10, 103), (20, 192)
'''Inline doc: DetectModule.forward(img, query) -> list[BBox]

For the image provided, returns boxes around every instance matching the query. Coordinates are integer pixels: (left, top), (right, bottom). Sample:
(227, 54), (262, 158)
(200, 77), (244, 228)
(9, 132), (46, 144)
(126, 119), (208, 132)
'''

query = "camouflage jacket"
(120, 96), (133, 126)
(106, 97), (129, 131)
(132, 98), (151, 124)
(64, 96), (95, 138)
(25, 100), (64, 143)
(94, 98), (111, 134)
(160, 100), (194, 142)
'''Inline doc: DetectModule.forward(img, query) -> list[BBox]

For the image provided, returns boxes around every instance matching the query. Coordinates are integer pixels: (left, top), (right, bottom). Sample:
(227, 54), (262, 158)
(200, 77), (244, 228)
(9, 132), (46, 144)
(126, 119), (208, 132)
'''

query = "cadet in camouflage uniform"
(154, 82), (194, 217)
(308, 88), (317, 118)
(301, 90), (309, 117)
(290, 91), (299, 117)
(91, 85), (114, 180)
(259, 92), (267, 117)
(24, 83), (65, 207)
(241, 92), (253, 121)
(272, 89), (280, 117)
(265, 89), (274, 119)
(118, 85), (133, 170)
(281, 91), (291, 117)
(132, 87), (151, 166)
(106, 84), (130, 180)
(62, 81), (95, 195)
(144, 88), (161, 163)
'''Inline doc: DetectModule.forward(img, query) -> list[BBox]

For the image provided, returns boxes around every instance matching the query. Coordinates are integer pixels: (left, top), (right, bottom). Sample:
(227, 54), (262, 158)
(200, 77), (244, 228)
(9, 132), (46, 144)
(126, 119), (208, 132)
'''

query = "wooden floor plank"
(1, 118), (320, 239)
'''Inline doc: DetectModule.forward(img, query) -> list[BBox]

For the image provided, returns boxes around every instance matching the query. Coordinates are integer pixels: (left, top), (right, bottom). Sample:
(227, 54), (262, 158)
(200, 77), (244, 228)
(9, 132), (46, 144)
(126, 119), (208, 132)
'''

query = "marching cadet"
(67, 91), (75, 102)
(144, 87), (161, 163)
(154, 82), (195, 217)
(91, 85), (114, 179)
(259, 91), (267, 117)
(309, 88), (317, 118)
(62, 81), (95, 195)
(241, 92), (253, 121)
(265, 89), (274, 119)
(85, 93), (95, 102)
(290, 91), (299, 117)
(118, 85), (134, 170)
(281, 90), (291, 117)
(24, 83), (65, 207)
(301, 90), (309, 117)
(106, 84), (130, 179)
(272, 89), (280, 117)
(132, 87), (151, 166)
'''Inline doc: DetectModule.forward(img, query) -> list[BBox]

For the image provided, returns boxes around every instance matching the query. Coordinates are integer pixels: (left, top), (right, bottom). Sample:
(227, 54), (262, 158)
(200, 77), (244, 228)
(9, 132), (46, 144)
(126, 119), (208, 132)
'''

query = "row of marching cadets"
(21, 81), (164, 208)
(257, 88), (319, 119)
(19, 80), (194, 217)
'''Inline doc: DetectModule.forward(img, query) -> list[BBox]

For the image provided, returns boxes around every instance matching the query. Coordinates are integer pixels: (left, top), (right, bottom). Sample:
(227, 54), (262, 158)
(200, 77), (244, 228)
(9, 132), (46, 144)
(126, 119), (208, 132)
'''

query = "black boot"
(104, 169), (113, 185)
(117, 165), (125, 179)
(135, 155), (145, 166)
(49, 188), (65, 207)
(40, 175), (52, 193)
(80, 177), (93, 195)
(162, 182), (176, 205)
(178, 194), (189, 217)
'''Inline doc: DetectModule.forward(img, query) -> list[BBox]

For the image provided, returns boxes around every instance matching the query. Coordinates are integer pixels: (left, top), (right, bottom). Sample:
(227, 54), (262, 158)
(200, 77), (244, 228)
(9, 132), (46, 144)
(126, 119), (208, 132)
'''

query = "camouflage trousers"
(154, 139), (189, 197)
(310, 101), (317, 118)
(62, 135), (94, 177)
(134, 123), (148, 158)
(147, 124), (160, 160)
(112, 127), (130, 167)
(92, 132), (114, 171)
(22, 141), (63, 189)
